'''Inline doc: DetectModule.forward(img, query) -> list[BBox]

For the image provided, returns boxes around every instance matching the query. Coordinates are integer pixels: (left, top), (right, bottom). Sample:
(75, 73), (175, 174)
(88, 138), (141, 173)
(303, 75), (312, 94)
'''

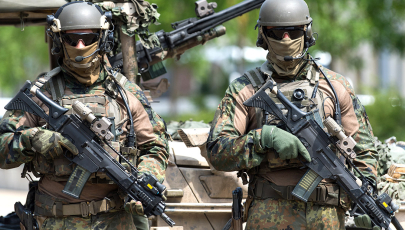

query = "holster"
(231, 215), (243, 230)
(14, 202), (35, 230)
(14, 181), (38, 230)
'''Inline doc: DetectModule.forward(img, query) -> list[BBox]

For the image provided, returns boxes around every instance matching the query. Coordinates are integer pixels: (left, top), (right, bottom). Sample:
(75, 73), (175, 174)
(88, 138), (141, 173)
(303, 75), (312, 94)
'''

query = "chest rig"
(246, 62), (325, 171)
(241, 62), (351, 208)
(28, 67), (140, 182)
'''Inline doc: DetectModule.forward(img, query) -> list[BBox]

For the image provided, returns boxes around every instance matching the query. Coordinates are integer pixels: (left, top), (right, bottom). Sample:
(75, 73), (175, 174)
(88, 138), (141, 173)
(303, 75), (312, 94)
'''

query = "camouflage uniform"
(207, 60), (378, 230)
(0, 65), (169, 230)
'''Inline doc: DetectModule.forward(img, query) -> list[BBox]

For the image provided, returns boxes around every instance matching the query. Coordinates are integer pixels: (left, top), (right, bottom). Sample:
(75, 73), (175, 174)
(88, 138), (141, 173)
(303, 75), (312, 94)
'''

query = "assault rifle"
(5, 81), (175, 227)
(109, 0), (265, 80)
(243, 80), (403, 230)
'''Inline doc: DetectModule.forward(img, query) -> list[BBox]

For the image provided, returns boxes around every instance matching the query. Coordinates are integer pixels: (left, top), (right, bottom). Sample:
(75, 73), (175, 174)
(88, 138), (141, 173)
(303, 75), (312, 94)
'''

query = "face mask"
(264, 31), (305, 77)
(62, 41), (101, 86)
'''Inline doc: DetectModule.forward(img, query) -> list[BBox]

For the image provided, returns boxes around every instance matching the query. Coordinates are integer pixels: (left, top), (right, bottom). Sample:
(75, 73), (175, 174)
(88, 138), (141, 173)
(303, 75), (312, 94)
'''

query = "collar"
(261, 56), (312, 83)
(58, 59), (106, 86)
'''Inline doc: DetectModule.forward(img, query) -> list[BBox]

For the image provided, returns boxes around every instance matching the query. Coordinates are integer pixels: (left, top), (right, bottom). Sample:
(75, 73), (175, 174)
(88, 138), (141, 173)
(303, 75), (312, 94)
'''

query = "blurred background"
(1, 0), (405, 216)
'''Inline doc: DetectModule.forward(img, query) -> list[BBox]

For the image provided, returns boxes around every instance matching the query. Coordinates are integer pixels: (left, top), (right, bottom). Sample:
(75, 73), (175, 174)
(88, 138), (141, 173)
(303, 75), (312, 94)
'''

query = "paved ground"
(0, 189), (28, 217)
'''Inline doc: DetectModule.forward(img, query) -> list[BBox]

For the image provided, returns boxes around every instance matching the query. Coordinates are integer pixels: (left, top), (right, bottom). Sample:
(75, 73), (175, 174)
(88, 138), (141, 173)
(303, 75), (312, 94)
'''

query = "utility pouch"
(14, 181), (39, 230)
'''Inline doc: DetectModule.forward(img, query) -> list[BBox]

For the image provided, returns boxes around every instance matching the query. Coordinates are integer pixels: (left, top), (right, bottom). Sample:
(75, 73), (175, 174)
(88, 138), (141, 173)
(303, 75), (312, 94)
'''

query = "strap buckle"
(80, 202), (89, 217)
(80, 201), (97, 217)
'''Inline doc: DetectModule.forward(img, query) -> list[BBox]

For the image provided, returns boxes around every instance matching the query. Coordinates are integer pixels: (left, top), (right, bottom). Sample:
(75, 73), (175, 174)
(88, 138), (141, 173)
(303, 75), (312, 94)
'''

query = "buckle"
(80, 202), (89, 217)
(89, 200), (97, 216)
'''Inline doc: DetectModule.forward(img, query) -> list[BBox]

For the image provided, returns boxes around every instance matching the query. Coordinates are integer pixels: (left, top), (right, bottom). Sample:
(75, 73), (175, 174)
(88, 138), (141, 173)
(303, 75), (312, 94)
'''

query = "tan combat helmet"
(256, 0), (315, 50)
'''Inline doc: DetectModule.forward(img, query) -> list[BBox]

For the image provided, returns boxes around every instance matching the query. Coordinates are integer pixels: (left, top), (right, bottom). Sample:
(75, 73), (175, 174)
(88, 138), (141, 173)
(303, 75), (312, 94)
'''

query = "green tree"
(0, 26), (49, 95)
(365, 90), (405, 141)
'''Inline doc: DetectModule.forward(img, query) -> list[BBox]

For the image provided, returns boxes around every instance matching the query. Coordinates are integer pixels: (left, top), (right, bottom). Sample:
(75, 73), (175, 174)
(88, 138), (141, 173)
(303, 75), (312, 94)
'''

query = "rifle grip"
(292, 169), (322, 202)
(62, 165), (92, 199)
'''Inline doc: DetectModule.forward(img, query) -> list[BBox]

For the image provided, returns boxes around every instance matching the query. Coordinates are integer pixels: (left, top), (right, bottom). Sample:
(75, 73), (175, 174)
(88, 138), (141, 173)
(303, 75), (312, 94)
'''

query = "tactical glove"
(261, 125), (311, 162)
(124, 200), (144, 216)
(354, 214), (381, 230)
(29, 128), (78, 160)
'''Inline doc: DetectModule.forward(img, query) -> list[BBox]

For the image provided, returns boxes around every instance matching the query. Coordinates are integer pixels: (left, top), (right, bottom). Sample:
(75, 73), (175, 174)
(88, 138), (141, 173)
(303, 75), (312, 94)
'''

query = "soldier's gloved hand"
(124, 200), (144, 216)
(29, 128), (78, 160)
(354, 214), (381, 230)
(261, 125), (311, 162)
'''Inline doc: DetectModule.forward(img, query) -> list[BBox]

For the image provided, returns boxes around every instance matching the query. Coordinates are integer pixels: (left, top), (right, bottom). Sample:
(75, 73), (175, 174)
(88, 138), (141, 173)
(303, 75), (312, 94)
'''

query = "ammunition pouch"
(34, 191), (124, 217)
(249, 179), (343, 207)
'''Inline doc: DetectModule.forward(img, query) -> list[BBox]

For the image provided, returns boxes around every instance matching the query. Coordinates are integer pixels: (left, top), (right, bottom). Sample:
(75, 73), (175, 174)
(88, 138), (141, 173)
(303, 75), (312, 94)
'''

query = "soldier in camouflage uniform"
(0, 2), (169, 230)
(207, 0), (379, 229)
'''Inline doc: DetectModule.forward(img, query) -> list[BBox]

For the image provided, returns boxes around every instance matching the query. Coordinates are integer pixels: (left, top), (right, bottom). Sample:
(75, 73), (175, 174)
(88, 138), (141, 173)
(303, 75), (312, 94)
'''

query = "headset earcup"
(99, 29), (114, 53)
(305, 23), (315, 48)
(47, 30), (62, 55)
(256, 26), (268, 50)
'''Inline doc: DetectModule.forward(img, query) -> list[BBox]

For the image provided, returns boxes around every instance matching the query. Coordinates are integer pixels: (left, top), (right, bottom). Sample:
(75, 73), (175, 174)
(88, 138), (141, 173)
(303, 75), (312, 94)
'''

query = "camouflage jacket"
(207, 60), (378, 182)
(0, 65), (169, 185)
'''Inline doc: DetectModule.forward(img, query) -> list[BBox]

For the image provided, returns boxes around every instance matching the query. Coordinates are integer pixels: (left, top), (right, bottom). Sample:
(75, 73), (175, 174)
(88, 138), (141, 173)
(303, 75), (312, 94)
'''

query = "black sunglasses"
(62, 33), (100, 46)
(263, 27), (304, 40)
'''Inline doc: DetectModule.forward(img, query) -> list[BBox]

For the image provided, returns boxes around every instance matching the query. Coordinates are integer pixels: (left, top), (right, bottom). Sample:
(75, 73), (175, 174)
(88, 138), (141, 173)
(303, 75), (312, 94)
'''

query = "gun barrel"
(138, 25), (226, 70)
(188, 0), (264, 35)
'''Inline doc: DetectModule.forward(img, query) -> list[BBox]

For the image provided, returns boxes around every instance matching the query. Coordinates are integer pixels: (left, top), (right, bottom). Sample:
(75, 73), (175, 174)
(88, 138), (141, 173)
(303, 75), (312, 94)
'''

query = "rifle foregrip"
(62, 165), (92, 199)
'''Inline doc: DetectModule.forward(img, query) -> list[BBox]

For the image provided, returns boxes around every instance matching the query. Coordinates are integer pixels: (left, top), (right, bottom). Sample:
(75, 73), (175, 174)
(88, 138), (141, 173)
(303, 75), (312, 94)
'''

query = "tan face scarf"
(263, 28), (305, 78)
(62, 41), (101, 86)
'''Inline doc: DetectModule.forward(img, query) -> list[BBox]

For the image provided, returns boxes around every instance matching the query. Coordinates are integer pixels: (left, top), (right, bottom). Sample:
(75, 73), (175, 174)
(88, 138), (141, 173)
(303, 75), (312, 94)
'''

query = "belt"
(52, 198), (119, 217)
(35, 192), (123, 217)
(250, 179), (340, 206)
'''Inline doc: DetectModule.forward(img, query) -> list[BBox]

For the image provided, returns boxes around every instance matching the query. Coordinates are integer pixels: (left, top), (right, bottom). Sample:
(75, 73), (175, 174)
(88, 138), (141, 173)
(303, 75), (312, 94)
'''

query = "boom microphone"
(75, 48), (100, 62)
(284, 47), (309, 61)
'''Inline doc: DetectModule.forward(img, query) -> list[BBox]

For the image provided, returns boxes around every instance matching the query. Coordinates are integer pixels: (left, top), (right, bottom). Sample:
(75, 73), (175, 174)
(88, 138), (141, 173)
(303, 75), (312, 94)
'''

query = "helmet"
(256, 0), (315, 50)
(46, 1), (113, 54)
(257, 0), (312, 27)
(48, 1), (110, 32)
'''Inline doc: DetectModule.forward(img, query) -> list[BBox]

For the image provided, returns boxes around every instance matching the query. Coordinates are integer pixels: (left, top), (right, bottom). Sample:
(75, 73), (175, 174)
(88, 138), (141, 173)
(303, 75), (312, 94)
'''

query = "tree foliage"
(149, 0), (405, 57)
(0, 26), (49, 95)
(365, 90), (405, 141)
(1, 0), (405, 94)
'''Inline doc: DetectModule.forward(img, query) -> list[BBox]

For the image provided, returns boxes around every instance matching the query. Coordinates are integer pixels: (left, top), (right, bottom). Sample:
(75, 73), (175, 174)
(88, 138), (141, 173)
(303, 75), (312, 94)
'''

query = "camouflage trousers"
(36, 211), (136, 230)
(245, 198), (345, 230)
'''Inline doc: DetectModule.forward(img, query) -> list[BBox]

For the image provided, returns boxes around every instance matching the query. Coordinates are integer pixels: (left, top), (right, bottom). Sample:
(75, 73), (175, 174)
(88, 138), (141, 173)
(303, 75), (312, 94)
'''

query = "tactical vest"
(246, 63), (325, 172)
(27, 67), (139, 182)
(242, 62), (350, 209)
